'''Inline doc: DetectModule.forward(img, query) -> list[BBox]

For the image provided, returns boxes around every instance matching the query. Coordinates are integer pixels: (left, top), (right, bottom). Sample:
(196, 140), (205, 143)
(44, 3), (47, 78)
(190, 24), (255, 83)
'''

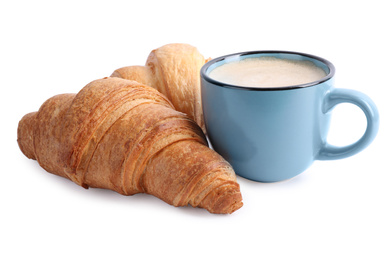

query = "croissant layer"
(17, 77), (243, 214)
(111, 43), (207, 133)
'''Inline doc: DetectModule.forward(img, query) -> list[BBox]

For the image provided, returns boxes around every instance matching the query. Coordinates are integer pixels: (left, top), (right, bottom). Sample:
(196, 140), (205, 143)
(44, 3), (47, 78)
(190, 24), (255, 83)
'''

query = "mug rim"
(201, 50), (336, 91)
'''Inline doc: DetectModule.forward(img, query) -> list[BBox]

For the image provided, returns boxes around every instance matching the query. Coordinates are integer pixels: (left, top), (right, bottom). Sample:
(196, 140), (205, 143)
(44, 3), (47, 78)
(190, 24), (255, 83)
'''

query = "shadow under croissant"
(17, 77), (243, 214)
(86, 187), (230, 216)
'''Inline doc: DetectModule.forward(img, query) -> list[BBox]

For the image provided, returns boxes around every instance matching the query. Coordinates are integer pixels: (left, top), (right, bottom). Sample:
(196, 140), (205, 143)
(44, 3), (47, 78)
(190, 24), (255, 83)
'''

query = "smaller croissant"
(17, 77), (243, 214)
(111, 43), (208, 133)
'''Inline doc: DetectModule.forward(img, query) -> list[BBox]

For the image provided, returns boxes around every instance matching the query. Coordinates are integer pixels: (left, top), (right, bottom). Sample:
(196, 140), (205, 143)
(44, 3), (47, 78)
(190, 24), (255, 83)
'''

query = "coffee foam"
(208, 56), (327, 88)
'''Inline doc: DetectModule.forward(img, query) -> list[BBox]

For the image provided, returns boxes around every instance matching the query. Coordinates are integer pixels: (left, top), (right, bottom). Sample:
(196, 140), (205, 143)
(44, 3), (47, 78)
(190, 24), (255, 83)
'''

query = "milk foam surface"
(208, 57), (327, 88)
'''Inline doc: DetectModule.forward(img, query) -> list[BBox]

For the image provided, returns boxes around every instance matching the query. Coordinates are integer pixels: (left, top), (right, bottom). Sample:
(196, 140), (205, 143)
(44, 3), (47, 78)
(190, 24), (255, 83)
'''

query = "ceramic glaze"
(201, 51), (379, 182)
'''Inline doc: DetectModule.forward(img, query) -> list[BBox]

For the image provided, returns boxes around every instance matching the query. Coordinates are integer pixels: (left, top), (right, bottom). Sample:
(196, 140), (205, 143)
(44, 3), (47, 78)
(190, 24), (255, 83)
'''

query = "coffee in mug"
(208, 56), (327, 88)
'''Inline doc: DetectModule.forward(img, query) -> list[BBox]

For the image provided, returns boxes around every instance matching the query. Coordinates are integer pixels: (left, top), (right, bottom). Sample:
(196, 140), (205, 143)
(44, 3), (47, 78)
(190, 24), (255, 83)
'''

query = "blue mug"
(200, 51), (379, 182)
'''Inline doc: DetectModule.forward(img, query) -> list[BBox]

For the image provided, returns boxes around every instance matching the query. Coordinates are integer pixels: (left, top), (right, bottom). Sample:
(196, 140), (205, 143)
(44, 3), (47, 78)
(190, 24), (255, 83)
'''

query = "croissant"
(111, 43), (208, 133)
(17, 77), (243, 214)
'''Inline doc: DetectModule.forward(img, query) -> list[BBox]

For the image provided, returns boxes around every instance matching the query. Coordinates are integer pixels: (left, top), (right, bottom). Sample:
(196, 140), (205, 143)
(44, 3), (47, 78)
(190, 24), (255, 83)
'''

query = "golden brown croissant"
(111, 43), (208, 133)
(17, 77), (243, 214)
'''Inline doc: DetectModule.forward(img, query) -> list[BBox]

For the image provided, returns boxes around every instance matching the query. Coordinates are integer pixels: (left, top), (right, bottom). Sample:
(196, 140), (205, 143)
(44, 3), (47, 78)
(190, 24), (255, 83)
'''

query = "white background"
(1, 0), (389, 259)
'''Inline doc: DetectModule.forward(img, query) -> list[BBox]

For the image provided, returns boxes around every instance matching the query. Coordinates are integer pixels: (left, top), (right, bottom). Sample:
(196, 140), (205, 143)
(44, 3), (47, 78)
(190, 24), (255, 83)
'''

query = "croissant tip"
(17, 112), (37, 160)
(213, 198), (243, 214)
(202, 188), (243, 214)
(228, 201), (244, 214)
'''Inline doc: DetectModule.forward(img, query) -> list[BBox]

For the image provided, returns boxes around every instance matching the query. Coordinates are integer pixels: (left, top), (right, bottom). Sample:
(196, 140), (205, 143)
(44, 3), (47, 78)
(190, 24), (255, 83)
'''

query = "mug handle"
(317, 88), (379, 160)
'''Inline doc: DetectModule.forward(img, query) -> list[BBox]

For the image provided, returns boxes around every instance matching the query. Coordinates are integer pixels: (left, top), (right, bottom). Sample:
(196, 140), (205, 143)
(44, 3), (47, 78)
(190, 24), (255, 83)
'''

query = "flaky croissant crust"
(111, 43), (208, 133)
(18, 77), (243, 214)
